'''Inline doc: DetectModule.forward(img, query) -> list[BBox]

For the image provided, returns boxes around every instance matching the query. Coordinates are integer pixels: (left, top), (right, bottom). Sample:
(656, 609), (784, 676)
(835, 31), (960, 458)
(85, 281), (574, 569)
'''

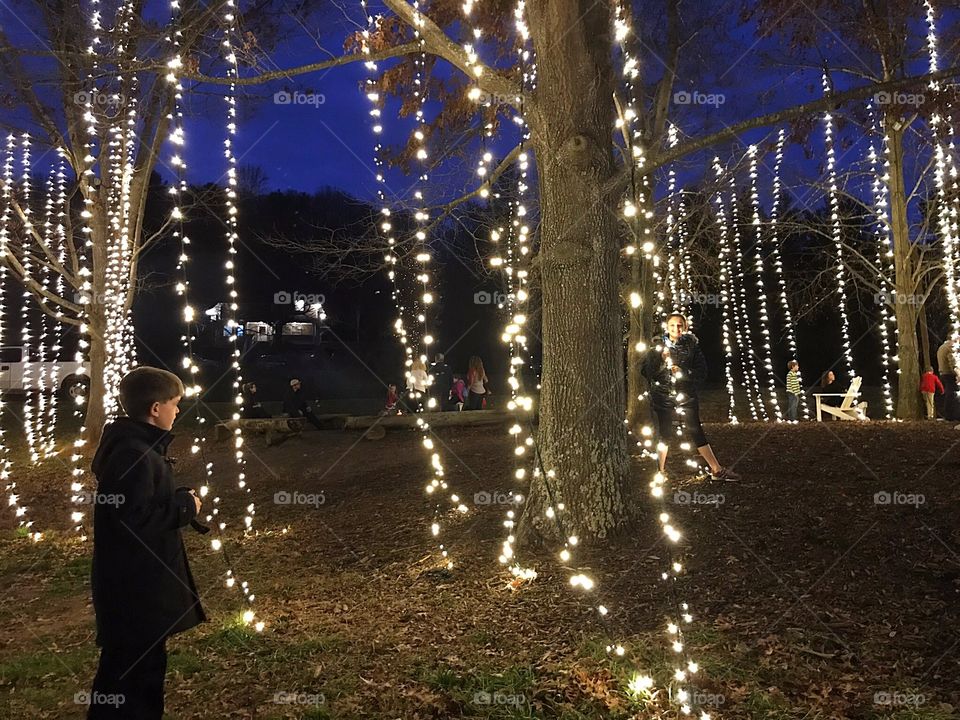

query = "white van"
(0, 346), (90, 398)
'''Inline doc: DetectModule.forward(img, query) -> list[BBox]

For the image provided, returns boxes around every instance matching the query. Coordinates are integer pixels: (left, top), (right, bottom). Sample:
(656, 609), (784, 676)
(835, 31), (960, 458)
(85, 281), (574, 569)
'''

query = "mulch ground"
(1, 420), (959, 719)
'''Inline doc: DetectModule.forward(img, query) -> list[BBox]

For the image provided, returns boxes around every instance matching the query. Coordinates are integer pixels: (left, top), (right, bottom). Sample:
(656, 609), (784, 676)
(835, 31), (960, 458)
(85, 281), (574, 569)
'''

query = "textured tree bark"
(885, 118), (922, 420)
(516, 0), (630, 548)
(84, 211), (109, 445)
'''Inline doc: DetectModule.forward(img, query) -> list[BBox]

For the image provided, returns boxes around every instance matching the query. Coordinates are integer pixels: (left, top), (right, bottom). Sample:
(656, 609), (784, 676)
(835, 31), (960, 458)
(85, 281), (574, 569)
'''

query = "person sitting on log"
(241, 382), (271, 419)
(282, 378), (323, 429)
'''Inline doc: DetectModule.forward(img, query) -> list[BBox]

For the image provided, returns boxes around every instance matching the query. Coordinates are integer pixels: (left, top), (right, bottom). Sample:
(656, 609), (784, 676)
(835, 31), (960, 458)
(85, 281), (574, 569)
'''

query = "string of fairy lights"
(713, 159), (739, 424)
(822, 72), (857, 382)
(768, 130), (809, 420)
(20, 136), (37, 462)
(925, 0), (960, 374)
(728, 172), (765, 420)
(160, 0), (261, 630)
(360, 4), (411, 360)
(747, 145), (782, 421)
(867, 109), (896, 420)
(0, 135), (34, 538)
(217, 0), (263, 628)
(613, 5), (712, 711)
(412, 0), (470, 568)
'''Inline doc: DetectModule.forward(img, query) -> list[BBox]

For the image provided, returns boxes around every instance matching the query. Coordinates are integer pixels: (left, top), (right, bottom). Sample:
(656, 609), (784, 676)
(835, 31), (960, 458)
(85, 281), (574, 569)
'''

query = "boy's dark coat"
(90, 417), (206, 648)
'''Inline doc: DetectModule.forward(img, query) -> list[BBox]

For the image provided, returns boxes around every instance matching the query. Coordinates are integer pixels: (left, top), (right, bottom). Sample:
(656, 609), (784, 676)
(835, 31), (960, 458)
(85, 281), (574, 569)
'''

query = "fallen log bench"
(214, 417), (306, 445)
(344, 409), (521, 437)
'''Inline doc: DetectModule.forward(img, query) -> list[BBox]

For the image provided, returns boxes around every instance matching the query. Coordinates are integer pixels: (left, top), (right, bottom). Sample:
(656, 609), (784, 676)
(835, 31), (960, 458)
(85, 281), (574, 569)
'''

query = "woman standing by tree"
(466, 356), (489, 410)
(642, 313), (740, 481)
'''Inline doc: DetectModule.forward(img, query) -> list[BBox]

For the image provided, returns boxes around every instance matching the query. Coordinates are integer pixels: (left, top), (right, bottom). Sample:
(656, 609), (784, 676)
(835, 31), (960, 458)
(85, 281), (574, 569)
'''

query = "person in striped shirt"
(786, 360), (802, 422)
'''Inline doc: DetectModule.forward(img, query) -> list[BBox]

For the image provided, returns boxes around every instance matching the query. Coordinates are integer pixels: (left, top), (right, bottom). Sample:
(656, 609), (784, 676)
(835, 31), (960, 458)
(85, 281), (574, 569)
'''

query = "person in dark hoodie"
(241, 381), (270, 418)
(641, 313), (740, 481)
(87, 367), (205, 719)
(282, 378), (323, 429)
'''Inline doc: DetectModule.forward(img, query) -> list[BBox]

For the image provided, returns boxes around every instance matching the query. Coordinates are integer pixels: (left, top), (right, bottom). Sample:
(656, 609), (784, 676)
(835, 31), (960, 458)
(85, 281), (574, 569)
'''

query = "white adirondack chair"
(813, 376), (869, 421)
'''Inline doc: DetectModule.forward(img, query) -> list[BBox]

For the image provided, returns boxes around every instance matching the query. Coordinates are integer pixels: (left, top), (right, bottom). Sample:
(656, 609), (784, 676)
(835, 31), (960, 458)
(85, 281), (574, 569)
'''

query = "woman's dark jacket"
(641, 333), (708, 409)
(90, 417), (206, 648)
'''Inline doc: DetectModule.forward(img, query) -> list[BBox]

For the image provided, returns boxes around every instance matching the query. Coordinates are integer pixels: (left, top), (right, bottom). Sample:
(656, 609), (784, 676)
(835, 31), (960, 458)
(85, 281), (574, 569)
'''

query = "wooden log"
(344, 409), (520, 431)
(214, 417), (305, 442)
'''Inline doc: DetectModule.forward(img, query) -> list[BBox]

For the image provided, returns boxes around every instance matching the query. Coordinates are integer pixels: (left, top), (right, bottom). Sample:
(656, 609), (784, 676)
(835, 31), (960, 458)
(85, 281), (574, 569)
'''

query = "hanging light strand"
(768, 130), (809, 419)
(713, 160), (739, 424)
(924, 1), (960, 370)
(866, 110), (897, 419)
(409, 0), (466, 568)
(497, 0), (536, 580)
(0, 135), (36, 539)
(218, 0), (261, 630)
(747, 145), (782, 420)
(729, 172), (765, 420)
(360, 5), (410, 355)
(822, 72), (856, 379)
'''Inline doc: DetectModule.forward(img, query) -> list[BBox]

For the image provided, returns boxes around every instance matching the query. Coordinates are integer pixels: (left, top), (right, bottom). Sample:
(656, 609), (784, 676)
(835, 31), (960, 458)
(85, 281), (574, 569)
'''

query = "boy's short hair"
(788, 360), (799, 370)
(119, 367), (185, 421)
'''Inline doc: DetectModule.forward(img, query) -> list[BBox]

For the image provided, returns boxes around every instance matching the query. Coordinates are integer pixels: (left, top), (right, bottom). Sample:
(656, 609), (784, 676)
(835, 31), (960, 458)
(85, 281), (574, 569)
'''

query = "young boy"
(919, 366), (945, 420)
(786, 360), (802, 422)
(88, 367), (205, 719)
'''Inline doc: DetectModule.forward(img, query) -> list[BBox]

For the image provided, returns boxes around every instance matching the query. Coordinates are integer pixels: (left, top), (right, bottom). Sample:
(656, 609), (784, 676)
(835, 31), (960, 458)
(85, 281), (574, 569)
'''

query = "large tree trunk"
(83, 210), (109, 445)
(885, 118), (922, 420)
(516, 0), (630, 548)
(919, 300), (932, 373)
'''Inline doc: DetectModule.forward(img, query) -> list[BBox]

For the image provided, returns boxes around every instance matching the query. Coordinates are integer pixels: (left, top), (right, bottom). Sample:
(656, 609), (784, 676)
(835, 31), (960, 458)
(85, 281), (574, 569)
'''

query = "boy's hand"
(189, 491), (202, 515)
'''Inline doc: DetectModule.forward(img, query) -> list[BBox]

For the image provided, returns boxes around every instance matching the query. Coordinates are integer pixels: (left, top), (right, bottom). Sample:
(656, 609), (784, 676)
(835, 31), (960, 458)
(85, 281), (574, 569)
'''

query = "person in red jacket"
(920, 366), (945, 420)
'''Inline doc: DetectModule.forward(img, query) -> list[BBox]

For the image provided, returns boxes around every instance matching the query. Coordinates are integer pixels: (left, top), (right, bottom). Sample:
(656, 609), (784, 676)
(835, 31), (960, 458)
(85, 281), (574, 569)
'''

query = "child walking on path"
(920, 367), (945, 420)
(786, 360), (802, 422)
(88, 367), (205, 719)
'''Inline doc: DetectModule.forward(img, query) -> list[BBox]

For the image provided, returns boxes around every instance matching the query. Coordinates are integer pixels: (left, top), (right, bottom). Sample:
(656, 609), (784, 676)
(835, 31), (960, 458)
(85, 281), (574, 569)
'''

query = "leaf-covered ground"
(1, 420), (959, 719)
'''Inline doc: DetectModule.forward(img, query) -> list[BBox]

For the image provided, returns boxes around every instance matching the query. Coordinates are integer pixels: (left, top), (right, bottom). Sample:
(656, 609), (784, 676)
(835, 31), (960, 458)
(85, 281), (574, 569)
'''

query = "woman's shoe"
(712, 466), (740, 482)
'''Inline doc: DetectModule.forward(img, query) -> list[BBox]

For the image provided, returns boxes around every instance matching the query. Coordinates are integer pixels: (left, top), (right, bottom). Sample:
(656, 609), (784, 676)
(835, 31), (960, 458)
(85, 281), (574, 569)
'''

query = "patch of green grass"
(744, 688), (793, 719)
(201, 613), (264, 652)
(876, 709), (956, 720)
(418, 664), (538, 718)
(167, 649), (203, 677)
(48, 555), (91, 597)
(0, 645), (95, 684)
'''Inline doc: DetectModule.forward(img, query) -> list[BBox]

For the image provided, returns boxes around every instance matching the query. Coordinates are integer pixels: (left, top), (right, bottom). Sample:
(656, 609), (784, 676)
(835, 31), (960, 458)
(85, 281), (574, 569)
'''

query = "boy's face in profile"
(149, 395), (182, 431)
